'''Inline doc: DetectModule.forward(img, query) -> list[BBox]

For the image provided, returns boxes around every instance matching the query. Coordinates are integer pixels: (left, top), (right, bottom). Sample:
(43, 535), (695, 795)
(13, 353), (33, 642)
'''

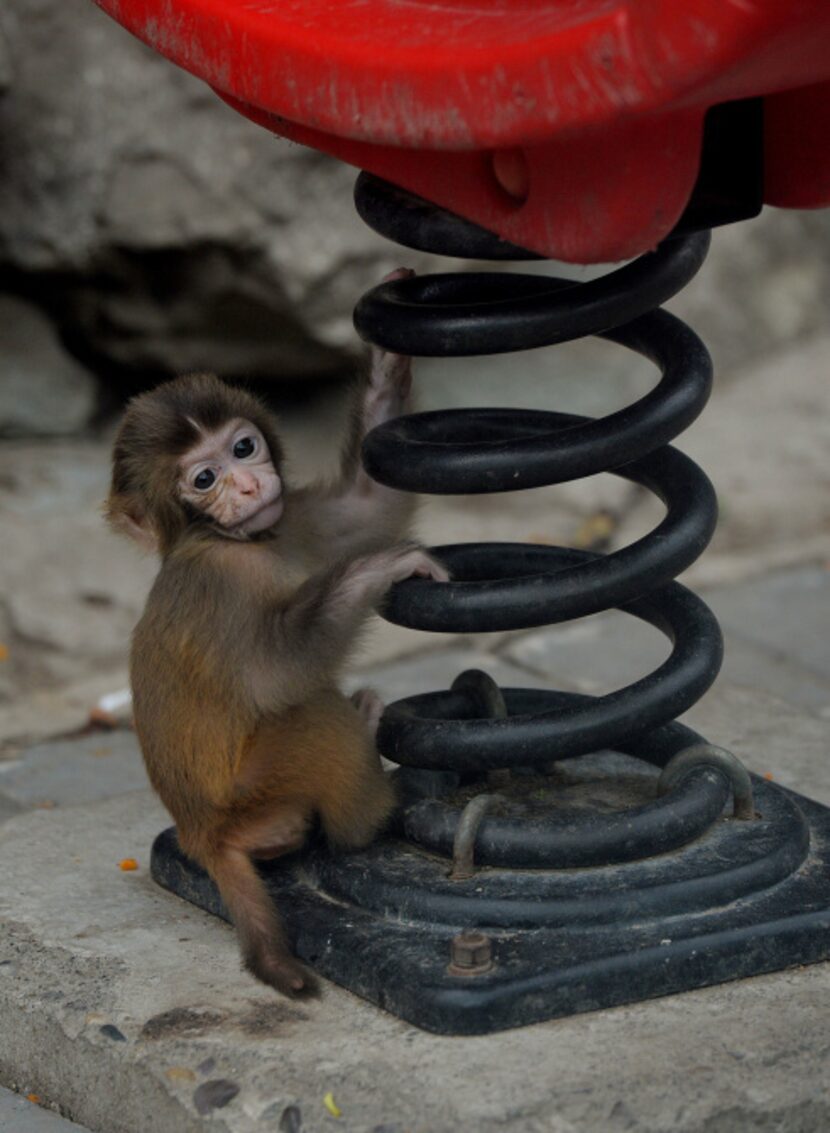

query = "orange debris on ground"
(88, 707), (119, 730)
(118, 858), (139, 871)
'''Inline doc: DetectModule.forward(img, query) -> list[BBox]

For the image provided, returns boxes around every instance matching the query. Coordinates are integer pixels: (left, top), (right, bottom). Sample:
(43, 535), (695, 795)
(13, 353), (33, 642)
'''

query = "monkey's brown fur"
(107, 371), (437, 995)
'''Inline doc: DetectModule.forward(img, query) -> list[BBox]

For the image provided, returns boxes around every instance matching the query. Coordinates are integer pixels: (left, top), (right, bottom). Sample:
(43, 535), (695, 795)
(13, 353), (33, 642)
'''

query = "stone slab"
(682, 683), (830, 807)
(0, 557), (827, 1131)
(0, 673), (131, 760)
(705, 565), (830, 683)
(503, 564), (830, 714)
(0, 796), (22, 825)
(0, 732), (149, 810)
(0, 1086), (91, 1132)
(1, 683), (830, 1133)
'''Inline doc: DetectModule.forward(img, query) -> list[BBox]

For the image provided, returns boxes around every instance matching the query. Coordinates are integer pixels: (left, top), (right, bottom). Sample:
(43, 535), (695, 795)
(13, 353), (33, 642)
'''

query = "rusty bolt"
(447, 930), (493, 977)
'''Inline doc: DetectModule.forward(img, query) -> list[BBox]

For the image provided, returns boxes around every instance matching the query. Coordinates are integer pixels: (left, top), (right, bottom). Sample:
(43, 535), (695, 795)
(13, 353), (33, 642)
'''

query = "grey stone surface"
(0, 296), (98, 439)
(0, 795), (22, 824)
(666, 207), (830, 376)
(0, 563), (828, 1131)
(683, 682), (830, 806)
(1, 776), (829, 1133)
(504, 563), (830, 715)
(0, 732), (148, 810)
(678, 335), (830, 584)
(503, 608), (669, 698)
(0, 433), (153, 751)
(0, 1087), (91, 1132)
(606, 333), (830, 588)
(706, 565), (830, 683)
(0, 673), (131, 760)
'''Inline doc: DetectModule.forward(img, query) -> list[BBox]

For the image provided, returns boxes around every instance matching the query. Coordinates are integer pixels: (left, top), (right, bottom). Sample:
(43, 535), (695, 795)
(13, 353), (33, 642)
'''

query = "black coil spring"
(352, 173), (723, 780)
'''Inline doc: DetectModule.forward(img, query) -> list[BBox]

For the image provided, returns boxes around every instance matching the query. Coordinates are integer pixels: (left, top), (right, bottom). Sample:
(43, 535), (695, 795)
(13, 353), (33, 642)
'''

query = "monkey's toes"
(286, 968), (321, 999)
(246, 949), (319, 998)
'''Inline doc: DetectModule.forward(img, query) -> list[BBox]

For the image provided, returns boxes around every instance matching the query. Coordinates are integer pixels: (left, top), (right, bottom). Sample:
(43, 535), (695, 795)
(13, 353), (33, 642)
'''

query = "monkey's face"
(178, 417), (284, 535)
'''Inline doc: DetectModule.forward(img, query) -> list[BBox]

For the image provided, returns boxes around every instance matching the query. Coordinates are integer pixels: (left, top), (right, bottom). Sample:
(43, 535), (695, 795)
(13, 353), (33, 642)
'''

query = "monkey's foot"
(245, 945), (319, 998)
(351, 687), (385, 739)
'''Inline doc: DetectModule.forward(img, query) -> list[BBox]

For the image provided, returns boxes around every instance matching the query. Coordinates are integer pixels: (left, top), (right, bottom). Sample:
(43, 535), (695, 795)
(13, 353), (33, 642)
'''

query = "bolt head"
(448, 930), (493, 976)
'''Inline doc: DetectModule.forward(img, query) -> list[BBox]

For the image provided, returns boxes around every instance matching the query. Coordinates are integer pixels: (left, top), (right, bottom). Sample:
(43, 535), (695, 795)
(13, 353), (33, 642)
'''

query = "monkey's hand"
(341, 542), (450, 610)
(281, 543), (449, 665)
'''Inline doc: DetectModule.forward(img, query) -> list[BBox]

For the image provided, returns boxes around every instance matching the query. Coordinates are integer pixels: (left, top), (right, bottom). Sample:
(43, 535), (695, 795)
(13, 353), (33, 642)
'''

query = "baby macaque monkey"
(107, 278), (448, 995)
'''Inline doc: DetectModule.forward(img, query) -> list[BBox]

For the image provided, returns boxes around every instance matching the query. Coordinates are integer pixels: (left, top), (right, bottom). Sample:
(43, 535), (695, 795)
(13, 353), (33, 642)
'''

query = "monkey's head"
(107, 374), (286, 554)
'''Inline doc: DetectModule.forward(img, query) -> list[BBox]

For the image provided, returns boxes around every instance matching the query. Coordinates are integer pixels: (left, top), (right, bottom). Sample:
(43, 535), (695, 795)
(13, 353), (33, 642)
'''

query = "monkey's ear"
(104, 494), (160, 554)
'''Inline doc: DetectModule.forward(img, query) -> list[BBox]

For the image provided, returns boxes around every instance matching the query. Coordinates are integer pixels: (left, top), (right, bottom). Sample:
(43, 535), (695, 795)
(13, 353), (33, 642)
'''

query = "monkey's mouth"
(232, 491), (284, 534)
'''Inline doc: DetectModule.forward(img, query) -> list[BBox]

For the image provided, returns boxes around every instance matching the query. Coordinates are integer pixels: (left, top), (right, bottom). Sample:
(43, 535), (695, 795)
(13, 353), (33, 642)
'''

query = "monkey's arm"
(285, 275), (419, 562)
(256, 543), (447, 708)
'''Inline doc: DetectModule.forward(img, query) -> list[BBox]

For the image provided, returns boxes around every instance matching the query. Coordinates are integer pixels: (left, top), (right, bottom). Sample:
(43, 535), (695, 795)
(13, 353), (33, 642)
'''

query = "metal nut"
(447, 930), (493, 977)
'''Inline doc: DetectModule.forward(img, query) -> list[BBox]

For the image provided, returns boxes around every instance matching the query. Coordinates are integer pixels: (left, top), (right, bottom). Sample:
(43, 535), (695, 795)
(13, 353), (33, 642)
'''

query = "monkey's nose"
(233, 470), (259, 496)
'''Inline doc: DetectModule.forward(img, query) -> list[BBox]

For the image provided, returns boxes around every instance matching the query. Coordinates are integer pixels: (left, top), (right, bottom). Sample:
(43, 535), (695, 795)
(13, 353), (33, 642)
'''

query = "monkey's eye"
(233, 436), (257, 459)
(193, 469), (216, 491)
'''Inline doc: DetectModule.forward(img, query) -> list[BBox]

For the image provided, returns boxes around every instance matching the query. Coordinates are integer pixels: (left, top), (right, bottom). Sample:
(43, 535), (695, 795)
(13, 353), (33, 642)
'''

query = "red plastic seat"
(93, 0), (830, 260)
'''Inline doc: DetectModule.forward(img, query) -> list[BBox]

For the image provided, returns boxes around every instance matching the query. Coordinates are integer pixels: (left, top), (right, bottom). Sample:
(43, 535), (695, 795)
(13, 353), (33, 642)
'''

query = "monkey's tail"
(208, 848), (317, 996)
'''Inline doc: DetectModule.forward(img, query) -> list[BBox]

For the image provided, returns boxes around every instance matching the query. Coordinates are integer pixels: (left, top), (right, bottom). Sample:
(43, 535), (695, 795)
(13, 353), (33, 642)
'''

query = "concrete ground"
(0, 331), (829, 1130)
(0, 1086), (91, 1131)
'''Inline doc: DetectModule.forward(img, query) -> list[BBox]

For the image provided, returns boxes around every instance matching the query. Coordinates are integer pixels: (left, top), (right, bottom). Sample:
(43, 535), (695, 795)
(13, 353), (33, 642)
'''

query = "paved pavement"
(0, 1087), (90, 1132)
(0, 562), (828, 1132)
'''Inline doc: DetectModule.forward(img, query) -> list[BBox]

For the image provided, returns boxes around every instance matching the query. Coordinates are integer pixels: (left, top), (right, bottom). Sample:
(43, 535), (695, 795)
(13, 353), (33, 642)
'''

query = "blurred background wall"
(2, 0), (830, 427)
(0, 0), (828, 751)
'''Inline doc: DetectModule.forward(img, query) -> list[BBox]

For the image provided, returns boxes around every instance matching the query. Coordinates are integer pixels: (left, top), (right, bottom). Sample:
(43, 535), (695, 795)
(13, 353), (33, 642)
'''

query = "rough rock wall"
(0, 0), (829, 436)
(0, 0), (436, 427)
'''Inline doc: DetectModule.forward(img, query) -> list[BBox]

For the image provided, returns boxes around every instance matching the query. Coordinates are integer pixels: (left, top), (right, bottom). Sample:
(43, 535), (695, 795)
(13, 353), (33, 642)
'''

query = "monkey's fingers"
(410, 556), (451, 583)
(380, 266), (416, 286)
(385, 543), (452, 584)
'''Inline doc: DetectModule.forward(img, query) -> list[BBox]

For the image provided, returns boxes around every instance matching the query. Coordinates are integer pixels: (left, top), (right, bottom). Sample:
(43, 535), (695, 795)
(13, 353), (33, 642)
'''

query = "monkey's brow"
(182, 418), (251, 465)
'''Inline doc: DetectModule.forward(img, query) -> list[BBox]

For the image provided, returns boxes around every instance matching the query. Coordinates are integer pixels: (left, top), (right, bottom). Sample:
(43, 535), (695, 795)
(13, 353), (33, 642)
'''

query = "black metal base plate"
(151, 772), (830, 1035)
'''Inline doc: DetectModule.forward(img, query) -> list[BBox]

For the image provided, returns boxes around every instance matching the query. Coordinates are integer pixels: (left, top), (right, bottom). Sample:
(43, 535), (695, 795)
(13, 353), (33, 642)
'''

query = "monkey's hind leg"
(314, 696), (397, 852)
(203, 804), (318, 997)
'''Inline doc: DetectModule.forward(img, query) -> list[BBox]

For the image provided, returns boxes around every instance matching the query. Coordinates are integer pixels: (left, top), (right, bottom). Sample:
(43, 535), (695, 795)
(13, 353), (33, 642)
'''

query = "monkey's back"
(130, 548), (257, 828)
(129, 540), (388, 847)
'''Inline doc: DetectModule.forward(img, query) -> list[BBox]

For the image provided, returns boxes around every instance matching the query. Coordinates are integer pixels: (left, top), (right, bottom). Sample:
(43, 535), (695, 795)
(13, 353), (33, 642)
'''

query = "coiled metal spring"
(350, 172), (737, 873)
